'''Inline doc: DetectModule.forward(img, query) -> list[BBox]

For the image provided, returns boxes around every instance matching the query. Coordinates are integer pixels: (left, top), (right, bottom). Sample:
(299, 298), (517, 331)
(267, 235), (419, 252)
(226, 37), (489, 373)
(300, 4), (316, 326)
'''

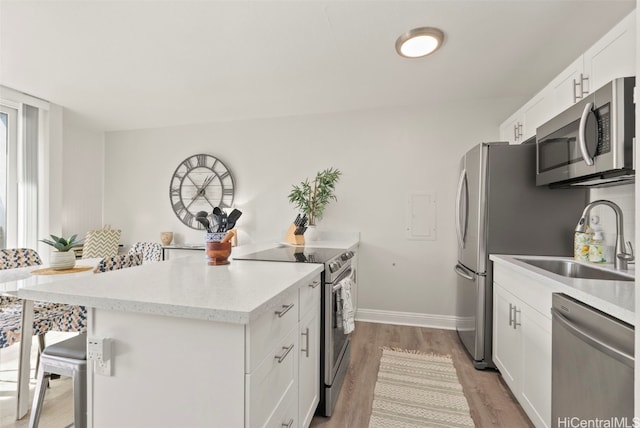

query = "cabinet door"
(298, 311), (320, 428)
(492, 285), (522, 392)
(521, 90), (553, 141)
(548, 56), (585, 115)
(584, 11), (636, 93)
(521, 307), (552, 428)
(499, 114), (522, 145)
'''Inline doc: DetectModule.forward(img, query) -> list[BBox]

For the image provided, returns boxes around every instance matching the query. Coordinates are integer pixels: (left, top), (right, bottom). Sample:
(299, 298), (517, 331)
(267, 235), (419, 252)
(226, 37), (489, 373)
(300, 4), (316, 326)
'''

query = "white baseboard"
(355, 308), (457, 330)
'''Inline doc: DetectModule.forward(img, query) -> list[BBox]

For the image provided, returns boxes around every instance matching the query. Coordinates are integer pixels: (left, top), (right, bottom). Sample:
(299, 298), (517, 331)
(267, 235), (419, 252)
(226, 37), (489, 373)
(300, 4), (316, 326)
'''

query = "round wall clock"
(169, 154), (235, 229)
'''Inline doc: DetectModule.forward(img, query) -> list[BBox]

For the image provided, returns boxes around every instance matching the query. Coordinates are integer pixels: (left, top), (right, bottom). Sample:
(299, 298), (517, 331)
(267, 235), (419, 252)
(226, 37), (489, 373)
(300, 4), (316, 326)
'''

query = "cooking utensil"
(196, 216), (211, 233)
(226, 209), (243, 230)
(217, 210), (228, 232)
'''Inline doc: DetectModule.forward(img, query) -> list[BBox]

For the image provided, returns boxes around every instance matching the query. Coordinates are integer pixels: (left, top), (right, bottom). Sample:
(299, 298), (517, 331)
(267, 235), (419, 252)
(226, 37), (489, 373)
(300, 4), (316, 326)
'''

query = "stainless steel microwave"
(536, 77), (635, 187)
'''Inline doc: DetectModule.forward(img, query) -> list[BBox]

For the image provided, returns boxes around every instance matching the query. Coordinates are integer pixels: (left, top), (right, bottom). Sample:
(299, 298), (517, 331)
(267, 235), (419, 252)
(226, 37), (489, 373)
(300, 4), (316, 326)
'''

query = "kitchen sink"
(515, 258), (634, 282)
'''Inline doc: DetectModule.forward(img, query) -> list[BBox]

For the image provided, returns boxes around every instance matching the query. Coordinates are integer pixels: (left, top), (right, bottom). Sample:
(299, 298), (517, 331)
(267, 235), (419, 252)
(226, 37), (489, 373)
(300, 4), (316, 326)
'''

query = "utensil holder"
(206, 241), (232, 265)
(284, 224), (305, 245)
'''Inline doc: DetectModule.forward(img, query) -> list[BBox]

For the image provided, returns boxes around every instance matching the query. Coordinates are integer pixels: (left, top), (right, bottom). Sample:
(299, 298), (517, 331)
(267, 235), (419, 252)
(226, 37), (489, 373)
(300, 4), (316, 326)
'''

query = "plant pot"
(50, 251), (76, 270)
(305, 225), (319, 241)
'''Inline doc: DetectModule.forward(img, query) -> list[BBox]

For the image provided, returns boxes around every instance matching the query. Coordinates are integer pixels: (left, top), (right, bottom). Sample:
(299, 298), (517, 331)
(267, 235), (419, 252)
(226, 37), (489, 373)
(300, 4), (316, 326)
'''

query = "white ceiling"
(0, 1), (635, 132)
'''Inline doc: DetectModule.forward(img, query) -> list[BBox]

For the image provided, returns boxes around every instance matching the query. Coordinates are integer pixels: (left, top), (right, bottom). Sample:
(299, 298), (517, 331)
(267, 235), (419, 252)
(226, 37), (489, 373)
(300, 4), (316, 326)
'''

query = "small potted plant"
(40, 234), (83, 270)
(288, 167), (342, 240)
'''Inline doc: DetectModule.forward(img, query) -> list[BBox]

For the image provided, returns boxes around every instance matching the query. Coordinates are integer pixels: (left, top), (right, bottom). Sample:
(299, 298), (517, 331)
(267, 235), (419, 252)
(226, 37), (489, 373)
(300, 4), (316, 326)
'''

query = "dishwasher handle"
(551, 307), (634, 368)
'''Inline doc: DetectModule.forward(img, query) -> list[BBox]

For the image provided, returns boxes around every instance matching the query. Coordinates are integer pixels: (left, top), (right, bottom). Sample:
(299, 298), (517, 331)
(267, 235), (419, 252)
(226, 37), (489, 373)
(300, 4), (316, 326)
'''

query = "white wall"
(60, 110), (105, 238)
(103, 101), (503, 323)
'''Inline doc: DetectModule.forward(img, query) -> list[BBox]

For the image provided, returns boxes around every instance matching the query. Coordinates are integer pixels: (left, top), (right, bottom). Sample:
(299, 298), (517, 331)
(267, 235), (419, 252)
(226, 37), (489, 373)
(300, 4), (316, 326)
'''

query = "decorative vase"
(305, 225), (319, 241)
(50, 251), (76, 271)
(160, 232), (173, 246)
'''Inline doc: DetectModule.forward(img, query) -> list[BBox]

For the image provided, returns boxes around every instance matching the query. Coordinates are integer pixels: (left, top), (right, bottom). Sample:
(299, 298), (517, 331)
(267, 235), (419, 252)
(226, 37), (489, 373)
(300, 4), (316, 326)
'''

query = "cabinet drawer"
(299, 276), (321, 321)
(246, 328), (297, 427)
(247, 288), (298, 371)
(263, 380), (297, 428)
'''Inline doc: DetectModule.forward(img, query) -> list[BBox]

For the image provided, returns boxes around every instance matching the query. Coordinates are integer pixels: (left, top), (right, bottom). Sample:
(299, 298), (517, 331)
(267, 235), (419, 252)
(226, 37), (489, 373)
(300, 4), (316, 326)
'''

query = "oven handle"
(578, 102), (595, 166)
(331, 268), (353, 292)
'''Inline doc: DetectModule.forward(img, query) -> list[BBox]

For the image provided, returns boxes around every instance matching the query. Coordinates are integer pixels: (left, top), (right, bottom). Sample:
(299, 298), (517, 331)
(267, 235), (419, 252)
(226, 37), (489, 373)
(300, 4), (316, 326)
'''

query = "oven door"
(324, 266), (352, 385)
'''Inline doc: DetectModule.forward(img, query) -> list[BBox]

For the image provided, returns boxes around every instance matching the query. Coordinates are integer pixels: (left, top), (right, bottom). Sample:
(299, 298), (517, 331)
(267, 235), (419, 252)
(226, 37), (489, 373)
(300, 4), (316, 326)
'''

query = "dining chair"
(29, 253), (143, 428)
(128, 241), (162, 262)
(81, 226), (121, 259)
(0, 249), (51, 350)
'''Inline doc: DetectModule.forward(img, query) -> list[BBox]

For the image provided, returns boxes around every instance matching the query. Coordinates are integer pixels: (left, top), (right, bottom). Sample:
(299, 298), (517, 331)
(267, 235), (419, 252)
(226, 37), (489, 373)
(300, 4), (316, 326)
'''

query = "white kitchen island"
(15, 254), (323, 428)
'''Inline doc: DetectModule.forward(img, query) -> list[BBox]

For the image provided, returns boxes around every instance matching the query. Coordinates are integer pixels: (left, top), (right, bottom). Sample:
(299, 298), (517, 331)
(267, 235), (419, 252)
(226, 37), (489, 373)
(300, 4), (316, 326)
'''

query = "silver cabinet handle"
(274, 303), (294, 318)
(578, 101), (596, 166)
(508, 303), (514, 327)
(281, 418), (294, 428)
(275, 344), (294, 363)
(517, 123), (523, 139)
(308, 280), (320, 289)
(573, 78), (581, 103)
(513, 124), (518, 140)
(513, 307), (521, 329)
(301, 327), (310, 358)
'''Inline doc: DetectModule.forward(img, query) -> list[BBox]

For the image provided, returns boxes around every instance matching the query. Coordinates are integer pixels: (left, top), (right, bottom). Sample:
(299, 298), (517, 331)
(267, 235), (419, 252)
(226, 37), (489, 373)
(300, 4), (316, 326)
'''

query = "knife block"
(284, 223), (305, 245)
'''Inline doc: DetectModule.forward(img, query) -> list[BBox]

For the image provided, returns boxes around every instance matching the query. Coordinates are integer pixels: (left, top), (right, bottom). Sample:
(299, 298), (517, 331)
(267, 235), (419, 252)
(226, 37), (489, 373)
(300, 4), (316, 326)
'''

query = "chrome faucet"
(575, 200), (634, 270)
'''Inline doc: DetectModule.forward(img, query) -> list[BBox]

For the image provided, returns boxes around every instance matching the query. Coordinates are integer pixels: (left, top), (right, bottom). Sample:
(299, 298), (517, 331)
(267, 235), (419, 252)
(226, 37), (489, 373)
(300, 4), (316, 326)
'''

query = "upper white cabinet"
(584, 11), (636, 95)
(500, 11), (636, 144)
(499, 90), (553, 144)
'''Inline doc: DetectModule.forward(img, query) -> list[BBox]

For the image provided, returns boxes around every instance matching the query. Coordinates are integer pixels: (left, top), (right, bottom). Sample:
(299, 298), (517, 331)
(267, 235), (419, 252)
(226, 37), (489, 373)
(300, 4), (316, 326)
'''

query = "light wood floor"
(1, 324), (532, 428)
(311, 321), (534, 428)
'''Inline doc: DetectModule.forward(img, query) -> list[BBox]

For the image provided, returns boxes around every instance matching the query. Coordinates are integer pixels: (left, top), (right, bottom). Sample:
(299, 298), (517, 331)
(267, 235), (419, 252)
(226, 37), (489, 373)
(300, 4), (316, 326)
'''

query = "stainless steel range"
(234, 245), (356, 417)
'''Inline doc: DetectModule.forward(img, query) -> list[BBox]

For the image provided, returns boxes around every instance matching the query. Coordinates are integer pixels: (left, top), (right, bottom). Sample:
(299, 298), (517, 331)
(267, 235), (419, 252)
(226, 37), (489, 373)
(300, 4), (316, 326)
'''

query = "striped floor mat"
(369, 348), (475, 428)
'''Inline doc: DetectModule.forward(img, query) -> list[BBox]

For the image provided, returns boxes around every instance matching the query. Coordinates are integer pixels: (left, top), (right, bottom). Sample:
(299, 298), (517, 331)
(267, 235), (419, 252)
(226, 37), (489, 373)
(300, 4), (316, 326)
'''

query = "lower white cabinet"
(298, 278), (321, 428)
(245, 274), (321, 428)
(493, 267), (552, 428)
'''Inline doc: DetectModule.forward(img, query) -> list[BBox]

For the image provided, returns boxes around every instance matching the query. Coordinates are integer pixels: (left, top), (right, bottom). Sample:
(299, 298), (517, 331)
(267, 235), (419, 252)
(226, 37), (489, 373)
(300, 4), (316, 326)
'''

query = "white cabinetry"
(493, 266), (553, 428)
(246, 287), (299, 428)
(298, 278), (321, 428)
(499, 90), (553, 144)
(245, 275), (322, 428)
(499, 11), (635, 143)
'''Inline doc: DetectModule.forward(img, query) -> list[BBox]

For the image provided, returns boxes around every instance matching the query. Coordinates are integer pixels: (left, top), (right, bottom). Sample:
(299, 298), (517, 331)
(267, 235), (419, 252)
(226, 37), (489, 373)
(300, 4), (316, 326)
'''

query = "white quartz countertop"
(490, 254), (634, 324)
(11, 255), (323, 324)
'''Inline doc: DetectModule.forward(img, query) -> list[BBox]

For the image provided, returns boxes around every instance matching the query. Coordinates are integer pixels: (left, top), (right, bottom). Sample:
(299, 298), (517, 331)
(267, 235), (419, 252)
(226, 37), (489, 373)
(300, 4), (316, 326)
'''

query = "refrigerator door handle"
(454, 263), (474, 281)
(455, 168), (468, 249)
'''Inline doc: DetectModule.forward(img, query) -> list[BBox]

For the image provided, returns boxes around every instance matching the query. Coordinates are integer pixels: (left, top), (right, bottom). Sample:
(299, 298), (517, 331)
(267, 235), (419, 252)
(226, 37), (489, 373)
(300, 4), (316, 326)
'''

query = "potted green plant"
(288, 168), (342, 239)
(40, 234), (83, 270)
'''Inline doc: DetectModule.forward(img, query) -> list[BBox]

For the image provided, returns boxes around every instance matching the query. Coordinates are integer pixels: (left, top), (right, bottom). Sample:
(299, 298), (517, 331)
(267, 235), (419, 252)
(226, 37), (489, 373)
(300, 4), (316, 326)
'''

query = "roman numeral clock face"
(169, 154), (235, 229)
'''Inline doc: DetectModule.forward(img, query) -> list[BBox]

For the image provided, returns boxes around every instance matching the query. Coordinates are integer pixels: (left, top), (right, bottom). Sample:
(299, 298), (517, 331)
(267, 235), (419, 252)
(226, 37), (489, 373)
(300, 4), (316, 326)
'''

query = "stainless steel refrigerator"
(454, 142), (586, 369)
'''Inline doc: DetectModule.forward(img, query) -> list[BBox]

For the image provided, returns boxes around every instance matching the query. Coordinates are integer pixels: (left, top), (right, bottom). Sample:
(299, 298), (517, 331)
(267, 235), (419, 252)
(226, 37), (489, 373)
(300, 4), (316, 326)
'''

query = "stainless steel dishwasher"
(551, 293), (634, 427)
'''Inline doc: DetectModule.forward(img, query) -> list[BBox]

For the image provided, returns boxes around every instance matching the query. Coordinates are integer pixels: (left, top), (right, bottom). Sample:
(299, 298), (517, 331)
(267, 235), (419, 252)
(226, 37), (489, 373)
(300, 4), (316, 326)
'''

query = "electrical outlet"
(95, 357), (111, 376)
(87, 337), (113, 376)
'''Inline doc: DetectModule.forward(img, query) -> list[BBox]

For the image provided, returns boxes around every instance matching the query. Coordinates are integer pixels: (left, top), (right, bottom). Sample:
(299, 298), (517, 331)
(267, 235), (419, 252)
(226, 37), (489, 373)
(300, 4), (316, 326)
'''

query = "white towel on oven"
(340, 275), (355, 334)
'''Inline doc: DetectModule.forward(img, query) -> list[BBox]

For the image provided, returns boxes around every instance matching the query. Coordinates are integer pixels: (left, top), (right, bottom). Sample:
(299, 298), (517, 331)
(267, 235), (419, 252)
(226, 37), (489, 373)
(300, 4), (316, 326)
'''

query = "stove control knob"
(341, 251), (354, 261)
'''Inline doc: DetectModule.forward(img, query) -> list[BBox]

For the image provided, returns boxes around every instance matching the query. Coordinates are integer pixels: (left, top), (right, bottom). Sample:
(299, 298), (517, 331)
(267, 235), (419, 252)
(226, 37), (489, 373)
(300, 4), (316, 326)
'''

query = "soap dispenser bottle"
(574, 225), (592, 262)
(588, 229), (606, 263)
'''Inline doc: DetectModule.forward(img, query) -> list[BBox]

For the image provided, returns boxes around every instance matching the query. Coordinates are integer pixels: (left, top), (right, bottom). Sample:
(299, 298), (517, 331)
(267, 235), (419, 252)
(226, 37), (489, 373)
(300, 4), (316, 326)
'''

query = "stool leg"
(28, 365), (50, 428)
(34, 334), (45, 379)
(72, 366), (87, 428)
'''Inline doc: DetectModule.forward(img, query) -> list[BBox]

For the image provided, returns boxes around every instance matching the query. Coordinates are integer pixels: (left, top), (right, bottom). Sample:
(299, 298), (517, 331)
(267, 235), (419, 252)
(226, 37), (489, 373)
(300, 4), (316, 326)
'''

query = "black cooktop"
(233, 246), (344, 264)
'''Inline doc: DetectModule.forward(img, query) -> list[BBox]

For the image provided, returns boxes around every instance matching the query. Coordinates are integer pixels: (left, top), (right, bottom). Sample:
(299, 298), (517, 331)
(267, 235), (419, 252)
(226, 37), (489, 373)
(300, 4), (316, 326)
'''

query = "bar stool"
(29, 333), (87, 428)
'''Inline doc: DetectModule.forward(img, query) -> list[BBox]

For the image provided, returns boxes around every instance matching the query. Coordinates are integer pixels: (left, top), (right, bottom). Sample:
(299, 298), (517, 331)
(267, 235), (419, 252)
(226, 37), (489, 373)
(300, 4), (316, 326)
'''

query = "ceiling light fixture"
(395, 27), (445, 58)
